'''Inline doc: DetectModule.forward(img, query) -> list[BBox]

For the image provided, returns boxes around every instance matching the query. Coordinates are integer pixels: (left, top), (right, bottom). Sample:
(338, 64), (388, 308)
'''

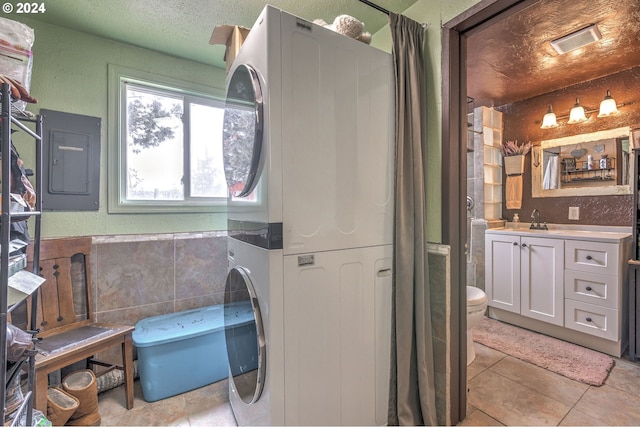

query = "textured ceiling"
(17, 0), (638, 108)
(467, 0), (640, 107)
(19, 0), (417, 70)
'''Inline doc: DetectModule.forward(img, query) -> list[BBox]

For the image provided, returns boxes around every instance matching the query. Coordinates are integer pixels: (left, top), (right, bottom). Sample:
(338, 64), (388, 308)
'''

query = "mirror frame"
(532, 126), (633, 198)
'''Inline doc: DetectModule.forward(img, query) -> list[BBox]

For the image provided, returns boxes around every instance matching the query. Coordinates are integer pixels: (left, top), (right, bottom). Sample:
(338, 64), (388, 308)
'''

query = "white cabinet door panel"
(521, 237), (564, 326)
(485, 234), (520, 313)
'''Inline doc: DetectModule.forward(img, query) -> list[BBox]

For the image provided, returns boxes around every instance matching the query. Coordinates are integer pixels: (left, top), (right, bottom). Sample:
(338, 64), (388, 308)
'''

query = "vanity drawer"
(564, 299), (618, 341)
(564, 270), (617, 309)
(564, 240), (618, 276)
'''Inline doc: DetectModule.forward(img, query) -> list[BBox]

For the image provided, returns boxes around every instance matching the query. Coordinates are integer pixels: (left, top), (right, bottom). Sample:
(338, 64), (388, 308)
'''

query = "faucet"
(530, 209), (548, 230)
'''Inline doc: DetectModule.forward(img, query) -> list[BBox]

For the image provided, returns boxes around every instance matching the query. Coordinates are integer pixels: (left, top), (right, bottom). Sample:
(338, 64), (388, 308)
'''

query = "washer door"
(223, 64), (264, 198)
(224, 267), (266, 404)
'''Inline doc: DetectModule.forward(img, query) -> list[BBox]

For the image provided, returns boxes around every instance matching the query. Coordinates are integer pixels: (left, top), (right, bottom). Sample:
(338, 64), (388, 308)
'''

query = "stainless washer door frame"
(222, 64), (264, 198)
(224, 266), (266, 405)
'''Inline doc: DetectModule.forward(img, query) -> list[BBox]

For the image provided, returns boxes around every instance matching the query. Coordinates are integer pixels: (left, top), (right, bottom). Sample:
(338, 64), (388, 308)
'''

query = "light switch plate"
(569, 206), (580, 220)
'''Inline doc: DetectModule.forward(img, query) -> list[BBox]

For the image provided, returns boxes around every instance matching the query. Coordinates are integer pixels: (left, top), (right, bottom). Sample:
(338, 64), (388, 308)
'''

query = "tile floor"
(461, 341), (640, 426)
(97, 379), (237, 426)
(96, 339), (640, 426)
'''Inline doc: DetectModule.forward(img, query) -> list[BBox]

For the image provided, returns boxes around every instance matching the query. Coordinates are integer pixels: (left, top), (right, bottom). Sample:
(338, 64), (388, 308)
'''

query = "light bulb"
(540, 105), (558, 129)
(567, 98), (587, 124)
(597, 90), (619, 117)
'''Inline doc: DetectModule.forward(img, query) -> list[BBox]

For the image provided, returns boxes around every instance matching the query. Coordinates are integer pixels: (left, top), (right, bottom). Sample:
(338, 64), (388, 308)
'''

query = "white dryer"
(222, 5), (394, 426)
(224, 4), (394, 254)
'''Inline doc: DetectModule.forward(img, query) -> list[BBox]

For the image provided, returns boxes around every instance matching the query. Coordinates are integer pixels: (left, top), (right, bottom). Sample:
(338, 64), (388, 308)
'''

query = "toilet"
(466, 286), (488, 365)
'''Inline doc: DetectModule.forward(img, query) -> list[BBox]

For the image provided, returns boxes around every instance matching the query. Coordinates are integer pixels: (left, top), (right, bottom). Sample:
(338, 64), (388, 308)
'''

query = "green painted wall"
(14, 17), (228, 238)
(13, 0), (482, 240)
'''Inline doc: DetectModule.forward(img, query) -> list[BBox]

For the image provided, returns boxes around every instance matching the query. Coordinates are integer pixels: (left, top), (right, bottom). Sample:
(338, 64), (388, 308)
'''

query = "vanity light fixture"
(567, 98), (588, 124)
(540, 94), (631, 129)
(540, 105), (558, 129)
(597, 90), (619, 117)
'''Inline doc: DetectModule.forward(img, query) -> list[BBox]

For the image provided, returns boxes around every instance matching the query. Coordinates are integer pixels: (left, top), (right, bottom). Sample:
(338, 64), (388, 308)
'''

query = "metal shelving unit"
(0, 83), (43, 426)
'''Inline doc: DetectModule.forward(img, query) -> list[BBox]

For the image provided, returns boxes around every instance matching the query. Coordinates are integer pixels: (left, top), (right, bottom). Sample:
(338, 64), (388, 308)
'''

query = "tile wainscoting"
(89, 231), (228, 362)
(428, 243), (451, 426)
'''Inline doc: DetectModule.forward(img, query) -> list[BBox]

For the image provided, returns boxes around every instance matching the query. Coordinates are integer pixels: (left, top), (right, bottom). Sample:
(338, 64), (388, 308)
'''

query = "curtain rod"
(358, 0), (390, 16)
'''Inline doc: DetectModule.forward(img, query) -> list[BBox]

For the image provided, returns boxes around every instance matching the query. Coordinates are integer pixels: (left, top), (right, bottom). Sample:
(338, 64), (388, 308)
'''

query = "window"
(108, 65), (228, 213)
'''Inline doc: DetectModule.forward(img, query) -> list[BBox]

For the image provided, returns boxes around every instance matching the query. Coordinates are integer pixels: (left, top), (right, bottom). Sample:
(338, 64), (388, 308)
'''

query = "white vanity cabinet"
(485, 226), (631, 357)
(485, 234), (564, 326)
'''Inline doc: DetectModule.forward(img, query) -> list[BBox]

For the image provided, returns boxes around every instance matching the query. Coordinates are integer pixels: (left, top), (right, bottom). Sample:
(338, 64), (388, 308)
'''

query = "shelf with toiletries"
(561, 156), (615, 183)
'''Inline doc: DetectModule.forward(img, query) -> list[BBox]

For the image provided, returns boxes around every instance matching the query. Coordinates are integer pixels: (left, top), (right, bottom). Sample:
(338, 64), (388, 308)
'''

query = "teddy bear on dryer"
(313, 14), (372, 44)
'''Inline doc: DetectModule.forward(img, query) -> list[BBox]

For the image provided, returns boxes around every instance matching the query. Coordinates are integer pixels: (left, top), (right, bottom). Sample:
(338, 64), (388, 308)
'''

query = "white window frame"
(108, 64), (227, 213)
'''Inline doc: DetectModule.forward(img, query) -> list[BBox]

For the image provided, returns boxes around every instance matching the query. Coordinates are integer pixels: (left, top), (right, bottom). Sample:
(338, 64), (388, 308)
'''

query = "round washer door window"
(224, 267), (266, 404)
(222, 64), (264, 198)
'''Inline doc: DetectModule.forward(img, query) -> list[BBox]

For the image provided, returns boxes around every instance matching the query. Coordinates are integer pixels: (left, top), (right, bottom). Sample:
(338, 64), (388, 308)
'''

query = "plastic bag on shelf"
(5, 322), (34, 362)
(12, 408), (52, 427)
(0, 16), (34, 111)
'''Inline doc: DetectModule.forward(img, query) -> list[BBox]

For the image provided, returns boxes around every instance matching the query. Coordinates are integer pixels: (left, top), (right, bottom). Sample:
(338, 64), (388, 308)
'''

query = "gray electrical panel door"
(41, 109), (101, 210)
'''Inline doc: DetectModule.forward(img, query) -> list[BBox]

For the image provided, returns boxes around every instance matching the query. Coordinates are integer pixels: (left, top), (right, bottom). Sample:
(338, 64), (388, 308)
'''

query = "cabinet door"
(521, 236), (564, 326)
(485, 234), (520, 313)
(283, 245), (392, 426)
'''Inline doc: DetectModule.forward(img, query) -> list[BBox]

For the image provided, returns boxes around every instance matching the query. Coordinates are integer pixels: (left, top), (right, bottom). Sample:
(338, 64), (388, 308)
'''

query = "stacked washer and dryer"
(221, 5), (394, 426)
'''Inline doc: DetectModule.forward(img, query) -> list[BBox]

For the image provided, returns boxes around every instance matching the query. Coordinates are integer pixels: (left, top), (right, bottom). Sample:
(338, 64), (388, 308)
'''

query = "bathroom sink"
(489, 223), (632, 242)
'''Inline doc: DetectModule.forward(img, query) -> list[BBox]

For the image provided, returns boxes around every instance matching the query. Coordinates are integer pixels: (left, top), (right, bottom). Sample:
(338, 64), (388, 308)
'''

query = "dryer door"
(223, 64), (264, 198)
(224, 266), (266, 404)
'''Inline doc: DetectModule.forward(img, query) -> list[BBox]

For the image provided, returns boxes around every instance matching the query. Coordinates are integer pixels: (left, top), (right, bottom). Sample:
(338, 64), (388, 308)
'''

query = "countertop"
(485, 223), (632, 243)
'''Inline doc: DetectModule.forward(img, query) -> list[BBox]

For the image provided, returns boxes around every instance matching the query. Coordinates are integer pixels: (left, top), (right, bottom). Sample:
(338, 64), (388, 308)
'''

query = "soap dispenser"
(513, 213), (520, 226)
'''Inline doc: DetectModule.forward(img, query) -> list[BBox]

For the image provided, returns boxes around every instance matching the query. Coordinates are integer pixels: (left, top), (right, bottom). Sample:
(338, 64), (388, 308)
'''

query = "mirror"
(532, 127), (632, 198)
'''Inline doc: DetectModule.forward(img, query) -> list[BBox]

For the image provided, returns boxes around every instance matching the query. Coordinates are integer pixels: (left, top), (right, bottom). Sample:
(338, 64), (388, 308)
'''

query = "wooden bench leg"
(34, 368), (49, 414)
(122, 334), (134, 409)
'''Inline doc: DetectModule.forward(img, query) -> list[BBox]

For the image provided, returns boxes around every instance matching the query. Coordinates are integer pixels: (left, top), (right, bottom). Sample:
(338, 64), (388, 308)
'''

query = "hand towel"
(506, 175), (523, 209)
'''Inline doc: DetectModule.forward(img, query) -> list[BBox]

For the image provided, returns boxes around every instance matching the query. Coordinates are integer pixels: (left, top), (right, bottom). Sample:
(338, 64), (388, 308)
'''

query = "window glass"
(126, 86), (184, 200)
(190, 103), (227, 198)
(121, 81), (227, 208)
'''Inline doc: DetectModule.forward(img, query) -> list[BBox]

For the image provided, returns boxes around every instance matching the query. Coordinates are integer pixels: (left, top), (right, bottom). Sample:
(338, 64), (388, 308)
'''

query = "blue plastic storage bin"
(133, 301), (255, 402)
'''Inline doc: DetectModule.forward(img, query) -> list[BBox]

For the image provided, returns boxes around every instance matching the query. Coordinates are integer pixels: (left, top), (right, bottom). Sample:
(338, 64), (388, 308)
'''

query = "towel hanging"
(506, 175), (523, 209)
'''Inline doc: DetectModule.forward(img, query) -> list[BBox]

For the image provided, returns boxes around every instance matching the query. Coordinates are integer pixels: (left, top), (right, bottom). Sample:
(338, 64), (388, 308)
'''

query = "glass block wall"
(482, 108), (503, 220)
(467, 105), (503, 290)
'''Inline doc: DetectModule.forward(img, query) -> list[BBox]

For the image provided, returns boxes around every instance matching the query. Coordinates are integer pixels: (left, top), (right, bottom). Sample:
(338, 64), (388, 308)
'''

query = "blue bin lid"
(133, 301), (255, 347)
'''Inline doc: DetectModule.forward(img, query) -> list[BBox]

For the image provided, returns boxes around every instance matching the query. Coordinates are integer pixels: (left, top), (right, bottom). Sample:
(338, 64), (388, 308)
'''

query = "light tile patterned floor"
(461, 342), (640, 426)
(96, 340), (640, 426)
(98, 379), (237, 426)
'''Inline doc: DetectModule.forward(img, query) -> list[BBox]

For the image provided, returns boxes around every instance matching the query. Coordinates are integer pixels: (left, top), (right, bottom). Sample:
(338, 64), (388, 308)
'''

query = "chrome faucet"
(530, 209), (548, 230)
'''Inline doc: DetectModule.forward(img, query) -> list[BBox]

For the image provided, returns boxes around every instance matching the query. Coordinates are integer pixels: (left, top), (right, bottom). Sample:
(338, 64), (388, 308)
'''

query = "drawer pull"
(586, 317), (593, 322)
(513, 242), (518, 246)
(586, 286), (592, 291)
(521, 243), (528, 248)
(586, 255), (593, 260)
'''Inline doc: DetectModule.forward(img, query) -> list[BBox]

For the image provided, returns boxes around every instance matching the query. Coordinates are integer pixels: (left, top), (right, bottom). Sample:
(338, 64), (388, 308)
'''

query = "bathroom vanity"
(485, 224), (632, 357)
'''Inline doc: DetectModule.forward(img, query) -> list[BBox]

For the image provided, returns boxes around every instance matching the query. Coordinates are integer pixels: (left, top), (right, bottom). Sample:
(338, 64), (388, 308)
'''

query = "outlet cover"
(569, 207), (580, 220)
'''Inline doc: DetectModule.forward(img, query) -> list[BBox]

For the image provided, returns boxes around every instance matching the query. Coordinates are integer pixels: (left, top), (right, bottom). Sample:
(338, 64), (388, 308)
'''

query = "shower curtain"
(387, 12), (437, 426)
(543, 155), (559, 189)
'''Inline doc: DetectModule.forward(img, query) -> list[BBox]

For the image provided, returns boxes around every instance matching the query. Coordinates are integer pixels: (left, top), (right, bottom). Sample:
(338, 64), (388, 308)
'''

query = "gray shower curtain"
(387, 12), (437, 426)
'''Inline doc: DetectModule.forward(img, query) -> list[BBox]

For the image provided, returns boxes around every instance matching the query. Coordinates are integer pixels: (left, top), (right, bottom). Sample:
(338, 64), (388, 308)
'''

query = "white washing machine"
(225, 237), (284, 426)
(223, 5), (394, 426)
(225, 237), (393, 426)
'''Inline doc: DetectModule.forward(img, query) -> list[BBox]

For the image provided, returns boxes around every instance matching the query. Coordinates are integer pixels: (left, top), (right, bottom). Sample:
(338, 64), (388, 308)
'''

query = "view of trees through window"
(124, 83), (227, 202)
